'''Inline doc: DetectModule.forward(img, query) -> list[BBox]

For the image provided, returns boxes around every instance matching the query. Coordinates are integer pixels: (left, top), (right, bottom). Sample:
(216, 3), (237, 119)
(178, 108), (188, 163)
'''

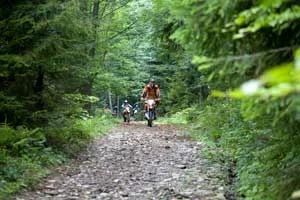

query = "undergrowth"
(0, 109), (117, 199)
(169, 99), (300, 200)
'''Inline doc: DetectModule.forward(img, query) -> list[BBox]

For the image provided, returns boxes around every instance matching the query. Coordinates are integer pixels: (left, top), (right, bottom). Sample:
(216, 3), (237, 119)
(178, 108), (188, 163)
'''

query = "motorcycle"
(122, 106), (131, 123)
(111, 106), (118, 117)
(133, 106), (139, 115)
(144, 99), (156, 127)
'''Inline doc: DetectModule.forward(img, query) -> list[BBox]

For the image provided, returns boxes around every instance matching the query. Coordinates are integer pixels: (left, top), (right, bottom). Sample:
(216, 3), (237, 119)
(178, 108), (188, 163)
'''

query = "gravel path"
(16, 122), (226, 200)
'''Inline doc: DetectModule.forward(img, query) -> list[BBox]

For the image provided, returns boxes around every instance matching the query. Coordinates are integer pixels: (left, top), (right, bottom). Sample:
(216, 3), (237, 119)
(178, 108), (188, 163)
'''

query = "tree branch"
(214, 46), (296, 62)
(101, 0), (132, 19)
(107, 20), (138, 41)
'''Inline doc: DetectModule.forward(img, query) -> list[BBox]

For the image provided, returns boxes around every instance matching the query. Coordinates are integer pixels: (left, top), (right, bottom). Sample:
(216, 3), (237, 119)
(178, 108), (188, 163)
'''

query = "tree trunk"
(92, 0), (100, 19)
(117, 95), (120, 117)
(83, 0), (100, 115)
(34, 66), (44, 110)
(34, 66), (44, 93)
(90, 0), (100, 57)
(108, 90), (112, 110)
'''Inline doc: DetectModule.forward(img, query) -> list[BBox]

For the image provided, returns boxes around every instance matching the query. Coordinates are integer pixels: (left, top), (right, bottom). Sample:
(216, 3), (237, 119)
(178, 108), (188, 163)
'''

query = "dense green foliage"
(151, 0), (300, 199)
(0, 0), (147, 196)
(1, 0), (300, 199)
(0, 110), (116, 198)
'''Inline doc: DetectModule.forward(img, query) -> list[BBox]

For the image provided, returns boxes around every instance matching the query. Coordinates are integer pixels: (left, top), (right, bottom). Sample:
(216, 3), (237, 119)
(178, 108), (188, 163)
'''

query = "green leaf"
(229, 89), (246, 98)
(295, 49), (300, 70)
(198, 63), (214, 71)
(192, 56), (212, 64)
(211, 90), (226, 98)
(292, 190), (300, 199)
(235, 15), (246, 26)
(261, 63), (295, 85)
(192, 56), (214, 70)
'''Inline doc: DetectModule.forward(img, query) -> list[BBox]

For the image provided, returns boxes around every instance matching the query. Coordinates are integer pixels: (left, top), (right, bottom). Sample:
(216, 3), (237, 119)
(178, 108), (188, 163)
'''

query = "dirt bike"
(111, 107), (118, 117)
(133, 106), (139, 115)
(122, 106), (131, 123)
(144, 99), (156, 127)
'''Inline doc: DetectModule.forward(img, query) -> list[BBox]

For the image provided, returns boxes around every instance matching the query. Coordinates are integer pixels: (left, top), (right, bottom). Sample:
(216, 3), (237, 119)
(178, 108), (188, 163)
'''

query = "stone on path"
(16, 122), (226, 200)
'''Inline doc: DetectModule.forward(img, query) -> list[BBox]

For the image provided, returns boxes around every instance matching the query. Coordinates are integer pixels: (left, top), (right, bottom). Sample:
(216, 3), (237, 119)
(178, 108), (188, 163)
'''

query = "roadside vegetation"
(0, 111), (116, 198)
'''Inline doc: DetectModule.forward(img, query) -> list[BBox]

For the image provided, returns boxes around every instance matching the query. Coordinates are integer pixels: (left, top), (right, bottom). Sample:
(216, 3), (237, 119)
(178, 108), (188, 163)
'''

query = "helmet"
(150, 78), (155, 83)
(124, 100), (128, 103)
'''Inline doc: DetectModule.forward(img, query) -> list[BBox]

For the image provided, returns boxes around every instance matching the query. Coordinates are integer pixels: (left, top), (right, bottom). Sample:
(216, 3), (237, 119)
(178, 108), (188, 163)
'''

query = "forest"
(0, 0), (300, 199)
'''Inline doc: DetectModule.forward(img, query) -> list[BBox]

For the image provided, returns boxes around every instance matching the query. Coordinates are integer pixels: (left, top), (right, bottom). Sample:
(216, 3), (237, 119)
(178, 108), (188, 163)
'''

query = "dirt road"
(16, 122), (226, 200)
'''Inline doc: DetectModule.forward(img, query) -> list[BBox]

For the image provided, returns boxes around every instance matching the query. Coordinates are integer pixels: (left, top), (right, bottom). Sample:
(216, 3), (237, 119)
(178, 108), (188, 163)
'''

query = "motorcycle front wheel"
(147, 119), (152, 127)
(147, 110), (154, 127)
(123, 113), (130, 123)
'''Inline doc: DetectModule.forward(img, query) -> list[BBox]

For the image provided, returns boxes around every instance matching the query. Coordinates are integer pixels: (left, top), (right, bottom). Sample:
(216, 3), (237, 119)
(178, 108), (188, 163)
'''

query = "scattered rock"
(176, 164), (187, 169)
(16, 122), (225, 200)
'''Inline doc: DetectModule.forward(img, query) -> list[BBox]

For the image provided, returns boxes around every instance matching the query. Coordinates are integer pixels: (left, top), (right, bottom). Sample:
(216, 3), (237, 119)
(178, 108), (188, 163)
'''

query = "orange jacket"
(141, 84), (160, 99)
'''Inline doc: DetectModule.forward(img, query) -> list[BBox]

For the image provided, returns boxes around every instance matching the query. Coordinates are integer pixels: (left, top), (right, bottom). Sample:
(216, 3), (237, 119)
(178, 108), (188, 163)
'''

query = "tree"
(150, 0), (300, 199)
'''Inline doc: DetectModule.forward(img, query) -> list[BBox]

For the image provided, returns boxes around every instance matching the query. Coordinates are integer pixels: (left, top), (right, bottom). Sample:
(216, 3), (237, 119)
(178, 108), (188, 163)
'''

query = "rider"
(121, 100), (132, 122)
(140, 78), (161, 119)
(132, 103), (139, 115)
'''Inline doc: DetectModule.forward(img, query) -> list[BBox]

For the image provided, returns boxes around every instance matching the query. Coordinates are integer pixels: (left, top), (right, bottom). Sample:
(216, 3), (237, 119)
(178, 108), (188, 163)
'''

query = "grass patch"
(157, 109), (190, 125)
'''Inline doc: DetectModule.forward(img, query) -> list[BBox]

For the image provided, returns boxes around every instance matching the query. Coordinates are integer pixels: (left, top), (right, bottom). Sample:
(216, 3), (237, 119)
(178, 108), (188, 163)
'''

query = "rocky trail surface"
(16, 122), (226, 200)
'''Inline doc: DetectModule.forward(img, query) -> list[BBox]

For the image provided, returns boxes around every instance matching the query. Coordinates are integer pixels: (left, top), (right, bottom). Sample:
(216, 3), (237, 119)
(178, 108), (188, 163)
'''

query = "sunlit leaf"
(192, 56), (212, 64)
(198, 63), (214, 70)
(295, 49), (300, 70)
(267, 83), (294, 97)
(292, 190), (300, 199)
(235, 15), (246, 25)
(260, 63), (294, 85)
(211, 90), (226, 98)
(241, 80), (262, 95)
(228, 89), (246, 98)
(259, 0), (288, 8)
(233, 32), (244, 39)
(207, 71), (215, 82)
